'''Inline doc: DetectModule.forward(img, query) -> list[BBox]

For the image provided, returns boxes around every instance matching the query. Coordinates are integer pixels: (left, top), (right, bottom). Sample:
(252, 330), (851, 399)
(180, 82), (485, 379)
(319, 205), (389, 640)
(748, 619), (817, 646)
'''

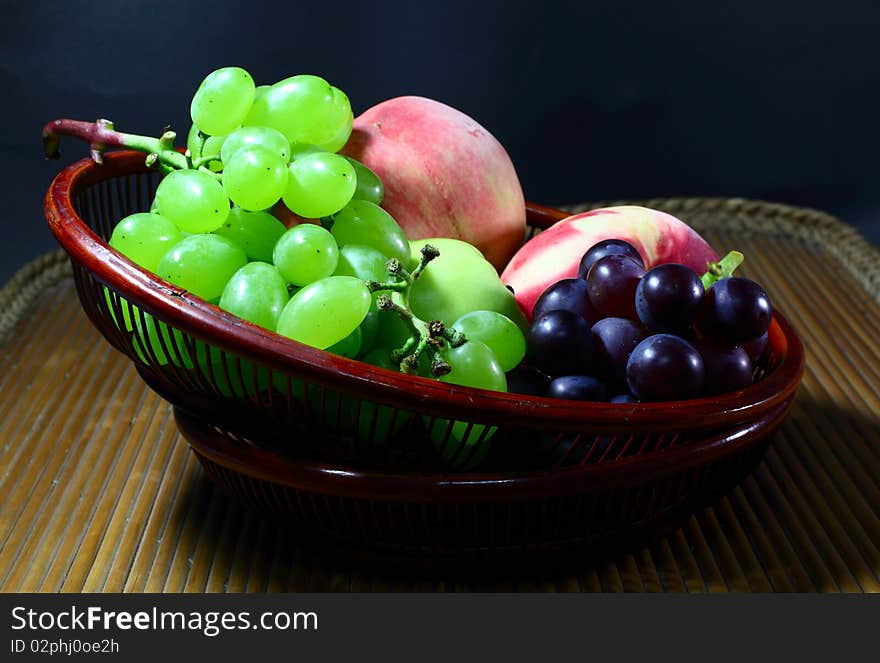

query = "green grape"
(408, 237), (484, 270)
(131, 311), (193, 368)
(100, 290), (180, 365)
(360, 346), (397, 371)
(103, 287), (135, 332)
(109, 212), (184, 272)
(156, 234), (247, 301)
(219, 262), (289, 330)
(186, 123), (199, 154)
(220, 126), (290, 164)
(273, 224), (339, 286)
(357, 311), (382, 355)
(281, 152), (356, 218)
(242, 85), (270, 125)
(372, 309), (412, 353)
(193, 341), (270, 398)
(306, 383), (405, 445)
(201, 136), (226, 171)
(212, 207), (286, 263)
(186, 124), (226, 172)
(345, 157), (384, 205)
(329, 200), (409, 265)
(430, 340), (506, 467)
(289, 143), (324, 161)
(275, 276), (371, 349)
(190, 66), (256, 136)
(243, 74), (352, 151)
(408, 238), (528, 330)
(222, 146), (287, 211)
(451, 311), (526, 372)
(326, 327), (361, 358)
(333, 243), (388, 282)
(440, 340), (506, 391)
(333, 243), (389, 309)
(321, 87), (354, 152)
(154, 169), (230, 233)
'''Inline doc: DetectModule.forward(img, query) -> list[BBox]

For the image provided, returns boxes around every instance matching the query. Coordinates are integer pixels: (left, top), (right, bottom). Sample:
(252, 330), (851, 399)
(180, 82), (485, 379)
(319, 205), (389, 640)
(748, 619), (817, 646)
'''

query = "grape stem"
(368, 244), (465, 377)
(42, 118), (188, 172)
(192, 154), (222, 169)
(701, 250), (744, 290)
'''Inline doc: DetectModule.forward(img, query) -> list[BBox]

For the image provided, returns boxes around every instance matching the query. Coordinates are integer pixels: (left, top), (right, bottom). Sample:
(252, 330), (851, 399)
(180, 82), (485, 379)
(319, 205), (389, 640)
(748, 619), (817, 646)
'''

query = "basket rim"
(44, 150), (805, 431)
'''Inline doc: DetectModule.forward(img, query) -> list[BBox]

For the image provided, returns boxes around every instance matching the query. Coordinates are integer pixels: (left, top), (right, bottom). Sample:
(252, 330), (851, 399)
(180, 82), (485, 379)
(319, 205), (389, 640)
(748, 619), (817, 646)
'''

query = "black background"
(4, 0), (880, 283)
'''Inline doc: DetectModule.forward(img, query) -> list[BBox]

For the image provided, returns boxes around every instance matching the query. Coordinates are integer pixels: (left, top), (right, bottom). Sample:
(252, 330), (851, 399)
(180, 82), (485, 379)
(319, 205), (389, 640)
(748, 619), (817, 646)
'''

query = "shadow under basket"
(44, 151), (805, 565)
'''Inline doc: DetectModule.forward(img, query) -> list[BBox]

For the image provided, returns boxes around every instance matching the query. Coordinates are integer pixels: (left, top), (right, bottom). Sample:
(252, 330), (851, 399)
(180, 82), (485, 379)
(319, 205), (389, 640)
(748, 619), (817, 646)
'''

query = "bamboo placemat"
(1, 199), (878, 592)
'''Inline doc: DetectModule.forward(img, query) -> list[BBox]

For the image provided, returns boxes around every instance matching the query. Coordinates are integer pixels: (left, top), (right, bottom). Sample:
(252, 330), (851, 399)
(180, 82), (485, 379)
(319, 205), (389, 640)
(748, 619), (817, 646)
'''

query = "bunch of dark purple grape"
(508, 239), (773, 402)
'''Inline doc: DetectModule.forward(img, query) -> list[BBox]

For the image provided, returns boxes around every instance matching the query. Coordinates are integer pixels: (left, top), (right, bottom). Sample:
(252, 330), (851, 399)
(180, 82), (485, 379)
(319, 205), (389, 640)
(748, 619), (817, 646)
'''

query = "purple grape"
(532, 278), (599, 324)
(586, 254), (645, 319)
(591, 317), (648, 390)
(506, 364), (550, 396)
(527, 310), (595, 376)
(742, 331), (769, 364)
(635, 263), (704, 334)
(609, 394), (637, 404)
(694, 340), (754, 395)
(578, 239), (645, 279)
(548, 375), (607, 401)
(696, 277), (773, 343)
(626, 334), (705, 401)
(535, 433), (597, 465)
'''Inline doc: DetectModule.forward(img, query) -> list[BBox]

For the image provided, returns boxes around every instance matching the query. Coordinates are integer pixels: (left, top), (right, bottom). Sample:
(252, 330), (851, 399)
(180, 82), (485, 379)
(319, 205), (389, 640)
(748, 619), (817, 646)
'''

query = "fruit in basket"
(548, 375), (606, 401)
(212, 208), (286, 264)
(156, 234), (248, 301)
(429, 339), (507, 467)
(591, 317), (648, 391)
(635, 263), (704, 334)
(450, 310), (526, 372)
(43, 66), (535, 425)
(578, 238), (645, 278)
(154, 169), (231, 234)
(693, 340), (754, 395)
(345, 157), (384, 205)
(190, 66), (256, 136)
(329, 199), (410, 265)
(527, 309), (595, 377)
(186, 125), (225, 173)
(220, 126), (291, 164)
(626, 334), (705, 401)
(501, 206), (719, 321)
(218, 262), (289, 330)
(222, 146), (288, 211)
(243, 74), (353, 152)
(273, 223), (339, 286)
(340, 96), (526, 271)
(282, 152), (357, 218)
(696, 277), (773, 342)
(275, 275), (372, 349)
(109, 212), (185, 273)
(332, 245), (390, 315)
(407, 238), (527, 329)
(132, 313), (190, 367)
(532, 278), (598, 324)
(585, 254), (646, 319)
(507, 235), (774, 403)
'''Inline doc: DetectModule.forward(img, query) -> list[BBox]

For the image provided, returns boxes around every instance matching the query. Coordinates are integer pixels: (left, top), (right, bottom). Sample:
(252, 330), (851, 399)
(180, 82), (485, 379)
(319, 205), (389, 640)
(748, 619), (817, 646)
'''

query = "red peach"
(340, 96), (526, 272)
(501, 206), (719, 321)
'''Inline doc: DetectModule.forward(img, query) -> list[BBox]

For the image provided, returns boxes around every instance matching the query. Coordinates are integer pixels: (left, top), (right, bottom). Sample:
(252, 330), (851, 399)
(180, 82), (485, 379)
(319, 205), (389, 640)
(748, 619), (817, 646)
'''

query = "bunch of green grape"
(105, 66), (529, 460)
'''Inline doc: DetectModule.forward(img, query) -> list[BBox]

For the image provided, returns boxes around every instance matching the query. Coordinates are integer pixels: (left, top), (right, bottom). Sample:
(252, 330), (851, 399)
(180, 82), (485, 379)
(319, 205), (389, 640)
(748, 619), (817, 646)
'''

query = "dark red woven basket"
(43, 150), (804, 567)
